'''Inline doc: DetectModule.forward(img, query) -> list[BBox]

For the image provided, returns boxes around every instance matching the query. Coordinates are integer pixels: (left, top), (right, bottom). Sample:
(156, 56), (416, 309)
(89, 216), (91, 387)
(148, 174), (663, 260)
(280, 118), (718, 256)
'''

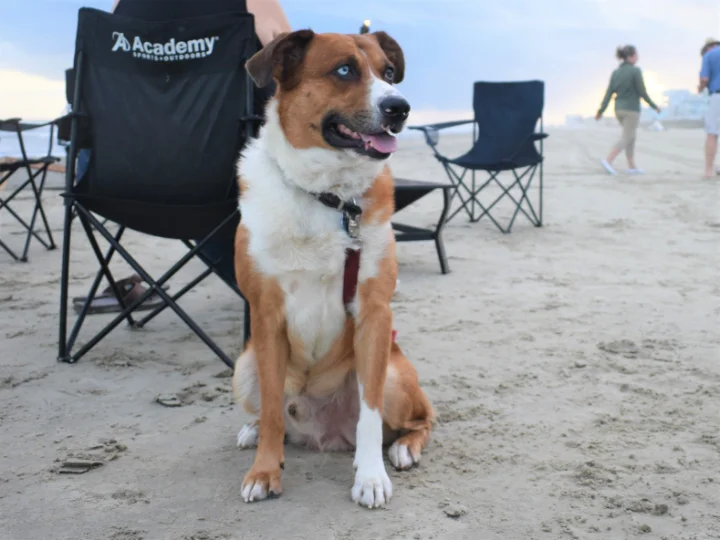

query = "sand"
(0, 127), (719, 540)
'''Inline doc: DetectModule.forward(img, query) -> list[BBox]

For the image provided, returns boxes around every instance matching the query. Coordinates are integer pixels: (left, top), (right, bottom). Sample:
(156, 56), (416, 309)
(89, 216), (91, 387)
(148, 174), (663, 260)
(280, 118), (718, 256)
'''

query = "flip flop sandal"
(72, 273), (169, 315)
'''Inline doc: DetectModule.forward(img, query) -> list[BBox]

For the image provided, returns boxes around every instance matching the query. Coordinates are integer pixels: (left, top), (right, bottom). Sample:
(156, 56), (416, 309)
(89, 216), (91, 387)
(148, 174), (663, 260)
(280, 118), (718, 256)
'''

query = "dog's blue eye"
(336, 64), (351, 77)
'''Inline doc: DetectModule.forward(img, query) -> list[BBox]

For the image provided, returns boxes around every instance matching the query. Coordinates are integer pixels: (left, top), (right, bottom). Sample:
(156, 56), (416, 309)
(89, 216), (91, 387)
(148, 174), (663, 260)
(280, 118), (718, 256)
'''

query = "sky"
(1, 0), (719, 125)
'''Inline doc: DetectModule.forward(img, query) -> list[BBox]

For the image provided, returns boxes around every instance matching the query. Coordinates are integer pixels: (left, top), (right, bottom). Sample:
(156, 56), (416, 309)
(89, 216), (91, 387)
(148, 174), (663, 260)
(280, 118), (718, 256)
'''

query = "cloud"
(0, 41), (69, 82)
(3, 0), (716, 126)
(0, 70), (66, 121)
(283, 0), (717, 33)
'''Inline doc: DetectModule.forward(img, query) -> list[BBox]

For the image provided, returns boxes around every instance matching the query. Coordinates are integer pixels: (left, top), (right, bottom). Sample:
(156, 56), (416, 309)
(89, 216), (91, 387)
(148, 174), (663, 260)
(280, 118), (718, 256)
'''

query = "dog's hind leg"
(382, 343), (435, 471)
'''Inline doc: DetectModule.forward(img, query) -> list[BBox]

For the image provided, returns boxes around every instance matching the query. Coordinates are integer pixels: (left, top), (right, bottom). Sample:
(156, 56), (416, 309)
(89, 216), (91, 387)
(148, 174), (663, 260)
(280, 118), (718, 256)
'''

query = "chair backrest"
(71, 8), (256, 205)
(471, 80), (544, 163)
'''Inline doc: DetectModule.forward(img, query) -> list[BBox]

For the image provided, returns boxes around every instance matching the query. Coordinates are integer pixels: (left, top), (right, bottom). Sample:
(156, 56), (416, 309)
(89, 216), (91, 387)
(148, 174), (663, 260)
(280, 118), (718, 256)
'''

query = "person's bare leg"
(605, 147), (621, 165)
(705, 134), (718, 178)
(606, 113), (624, 165)
(602, 113), (626, 175)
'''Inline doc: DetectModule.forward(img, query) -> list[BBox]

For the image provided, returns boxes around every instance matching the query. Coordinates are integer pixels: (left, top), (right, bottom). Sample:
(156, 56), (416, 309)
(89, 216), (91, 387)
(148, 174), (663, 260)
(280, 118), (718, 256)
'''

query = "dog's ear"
(371, 31), (405, 84)
(245, 29), (315, 89)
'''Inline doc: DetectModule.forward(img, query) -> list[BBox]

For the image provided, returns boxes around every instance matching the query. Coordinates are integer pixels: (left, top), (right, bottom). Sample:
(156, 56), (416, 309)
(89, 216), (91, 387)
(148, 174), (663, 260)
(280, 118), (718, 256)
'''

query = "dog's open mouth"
(322, 115), (400, 159)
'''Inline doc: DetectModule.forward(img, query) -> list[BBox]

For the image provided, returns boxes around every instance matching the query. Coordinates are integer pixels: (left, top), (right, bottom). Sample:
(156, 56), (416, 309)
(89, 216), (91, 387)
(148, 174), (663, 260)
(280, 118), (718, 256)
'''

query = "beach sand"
(0, 127), (718, 540)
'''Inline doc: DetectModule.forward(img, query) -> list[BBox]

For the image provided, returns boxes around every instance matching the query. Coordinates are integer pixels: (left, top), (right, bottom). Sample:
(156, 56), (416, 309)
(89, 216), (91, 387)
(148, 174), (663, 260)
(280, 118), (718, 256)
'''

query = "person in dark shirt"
(595, 45), (662, 176)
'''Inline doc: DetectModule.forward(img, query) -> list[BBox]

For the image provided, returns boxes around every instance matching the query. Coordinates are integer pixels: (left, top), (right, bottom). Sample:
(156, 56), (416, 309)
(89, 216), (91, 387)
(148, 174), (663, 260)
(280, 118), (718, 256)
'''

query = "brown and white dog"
(232, 29), (434, 509)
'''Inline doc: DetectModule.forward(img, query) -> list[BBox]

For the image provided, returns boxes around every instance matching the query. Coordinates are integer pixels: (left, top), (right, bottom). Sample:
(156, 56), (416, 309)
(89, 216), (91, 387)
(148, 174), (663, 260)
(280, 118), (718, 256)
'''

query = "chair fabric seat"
(66, 191), (238, 240)
(448, 151), (542, 172)
(394, 178), (450, 212)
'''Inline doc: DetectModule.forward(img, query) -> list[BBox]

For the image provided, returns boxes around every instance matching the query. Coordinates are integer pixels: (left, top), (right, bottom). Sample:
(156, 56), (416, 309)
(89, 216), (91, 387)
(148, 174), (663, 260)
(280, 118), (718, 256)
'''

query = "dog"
(232, 29), (434, 509)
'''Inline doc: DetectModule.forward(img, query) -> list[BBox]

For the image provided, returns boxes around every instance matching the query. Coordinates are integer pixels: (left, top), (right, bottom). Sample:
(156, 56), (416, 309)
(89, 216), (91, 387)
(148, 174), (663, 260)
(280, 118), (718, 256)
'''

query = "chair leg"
(58, 202), (74, 362)
(538, 161), (543, 227)
(471, 170), (479, 222)
(66, 224), (127, 355)
(1, 167), (55, 260)
(182, 237), (250, 348)
(504, 166), (540, 233)
(441, 163), (477, 224)
(0, 238), (21, 261)
(134, 267), (212, 328)
(434, 186), (451, 274)
(505, 170), (532, 233)
(36, 165), (57, 247)
(20, 165), (55, 261)
(77, 213), (137, 327)
(70, 205), (235, 368)
(468, 171), (509, 231)
(469, 166), (540, 234)
(59, 204), (242, 368)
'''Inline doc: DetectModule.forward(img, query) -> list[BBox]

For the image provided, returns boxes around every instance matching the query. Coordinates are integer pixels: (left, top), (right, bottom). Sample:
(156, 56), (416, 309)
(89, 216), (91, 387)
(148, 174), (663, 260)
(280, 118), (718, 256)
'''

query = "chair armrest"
(50, 113), (72, 125)
(10, 119), (61, 132)
(239, 115), (265, 123)
(409, 119), (475, 132)
(502, 131), (549, 164)
(409, 119), (475, 148)
(0, 118), (22, 131)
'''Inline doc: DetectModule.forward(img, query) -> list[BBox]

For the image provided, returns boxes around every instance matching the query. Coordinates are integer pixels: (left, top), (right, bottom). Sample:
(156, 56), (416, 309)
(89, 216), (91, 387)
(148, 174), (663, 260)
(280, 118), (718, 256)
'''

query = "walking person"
(595, 45), (662, 175)
(699, 38), (720, 179)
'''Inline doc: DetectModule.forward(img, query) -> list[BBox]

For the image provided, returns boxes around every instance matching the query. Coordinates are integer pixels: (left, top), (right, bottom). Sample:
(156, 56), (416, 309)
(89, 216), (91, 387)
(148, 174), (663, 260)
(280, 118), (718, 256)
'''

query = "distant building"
(662, 89), (709, 120)
(565, 115), (586, 127)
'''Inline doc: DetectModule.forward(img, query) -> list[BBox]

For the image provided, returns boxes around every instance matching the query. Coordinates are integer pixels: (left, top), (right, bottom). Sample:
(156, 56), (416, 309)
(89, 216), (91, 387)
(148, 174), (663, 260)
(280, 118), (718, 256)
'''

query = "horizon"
(1, 0), (719, 125)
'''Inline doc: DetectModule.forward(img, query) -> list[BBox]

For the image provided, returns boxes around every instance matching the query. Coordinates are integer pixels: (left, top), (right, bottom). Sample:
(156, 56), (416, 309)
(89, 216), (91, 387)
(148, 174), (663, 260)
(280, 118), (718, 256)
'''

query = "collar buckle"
(343, 204), (361, 243)
(313, 192), (363, 242)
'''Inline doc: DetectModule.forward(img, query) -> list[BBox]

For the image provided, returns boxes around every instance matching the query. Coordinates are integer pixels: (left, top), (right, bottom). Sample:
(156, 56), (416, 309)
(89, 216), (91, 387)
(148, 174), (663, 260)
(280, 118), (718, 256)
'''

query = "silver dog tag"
(346, 214), (360, 239)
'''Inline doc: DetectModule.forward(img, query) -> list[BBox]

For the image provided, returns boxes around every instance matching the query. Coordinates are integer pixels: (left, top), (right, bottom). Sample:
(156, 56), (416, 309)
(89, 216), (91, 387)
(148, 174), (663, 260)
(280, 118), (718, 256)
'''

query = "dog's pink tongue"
(360, 133), (398, 154)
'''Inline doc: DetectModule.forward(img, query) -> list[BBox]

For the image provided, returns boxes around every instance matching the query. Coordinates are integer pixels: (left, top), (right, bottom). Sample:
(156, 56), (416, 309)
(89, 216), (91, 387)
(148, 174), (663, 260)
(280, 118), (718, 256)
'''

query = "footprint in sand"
(597, 339), (640, 356)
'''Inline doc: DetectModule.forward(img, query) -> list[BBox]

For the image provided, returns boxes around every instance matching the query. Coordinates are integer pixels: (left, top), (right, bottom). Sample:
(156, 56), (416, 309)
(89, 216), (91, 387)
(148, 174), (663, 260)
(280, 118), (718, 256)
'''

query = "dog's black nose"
(380, 96), (410, 122)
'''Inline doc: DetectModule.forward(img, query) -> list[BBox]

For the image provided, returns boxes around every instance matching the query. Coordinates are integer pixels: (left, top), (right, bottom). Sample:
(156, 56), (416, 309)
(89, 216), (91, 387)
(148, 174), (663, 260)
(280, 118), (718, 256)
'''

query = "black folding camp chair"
(58, 8), (258, 368)
(411, 80), (548, 233)
(0, 119), (58, 261)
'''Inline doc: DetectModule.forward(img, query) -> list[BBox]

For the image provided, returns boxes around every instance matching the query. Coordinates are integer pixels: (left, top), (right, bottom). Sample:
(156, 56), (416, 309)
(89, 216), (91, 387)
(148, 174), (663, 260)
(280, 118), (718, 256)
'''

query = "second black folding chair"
(0, 119), (58, 261)
(411, 80), (548, 233)
(59, 8), (259, 368)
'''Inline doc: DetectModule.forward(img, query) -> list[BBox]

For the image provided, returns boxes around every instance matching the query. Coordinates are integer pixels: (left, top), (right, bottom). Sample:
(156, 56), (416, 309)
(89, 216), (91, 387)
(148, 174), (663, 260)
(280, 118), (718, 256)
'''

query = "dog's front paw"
(351, 463), (392, 508)
(241, 466), (282, 503)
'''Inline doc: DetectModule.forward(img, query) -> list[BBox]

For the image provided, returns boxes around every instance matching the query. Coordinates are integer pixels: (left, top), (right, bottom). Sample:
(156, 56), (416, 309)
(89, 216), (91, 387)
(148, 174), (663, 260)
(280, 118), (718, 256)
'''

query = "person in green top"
(595, 45), (662, 175)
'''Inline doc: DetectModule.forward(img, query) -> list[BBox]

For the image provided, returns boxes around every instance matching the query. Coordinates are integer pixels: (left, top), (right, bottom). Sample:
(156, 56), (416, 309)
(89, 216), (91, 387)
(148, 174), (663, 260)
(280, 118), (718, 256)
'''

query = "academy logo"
(111, 31), (219, 62)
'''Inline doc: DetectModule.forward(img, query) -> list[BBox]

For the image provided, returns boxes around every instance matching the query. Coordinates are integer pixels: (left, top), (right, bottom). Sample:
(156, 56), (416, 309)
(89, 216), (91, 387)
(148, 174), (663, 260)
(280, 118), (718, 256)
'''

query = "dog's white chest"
(242, 190), (353, 362)
(281, 265), (348, 362)
(269, 228), (350, 362)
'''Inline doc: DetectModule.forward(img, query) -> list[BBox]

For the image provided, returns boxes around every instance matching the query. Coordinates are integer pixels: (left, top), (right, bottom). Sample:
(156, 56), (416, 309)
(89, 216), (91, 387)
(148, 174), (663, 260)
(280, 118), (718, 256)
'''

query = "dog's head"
(247, 30), (409, 161)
